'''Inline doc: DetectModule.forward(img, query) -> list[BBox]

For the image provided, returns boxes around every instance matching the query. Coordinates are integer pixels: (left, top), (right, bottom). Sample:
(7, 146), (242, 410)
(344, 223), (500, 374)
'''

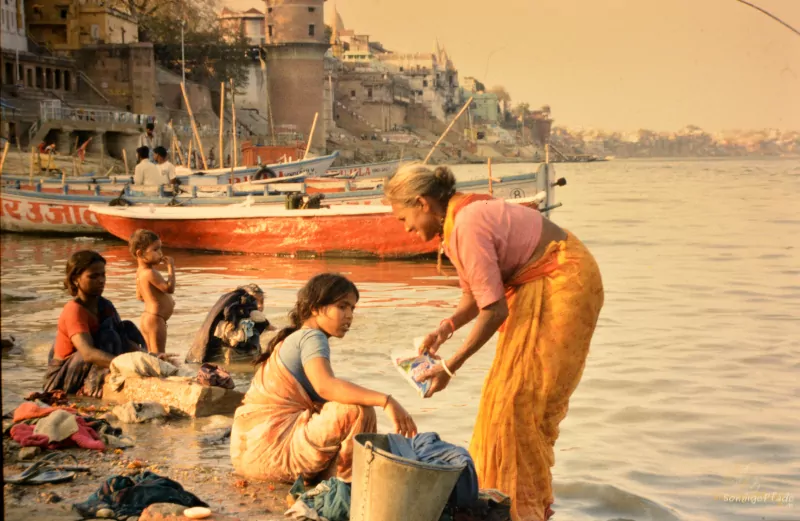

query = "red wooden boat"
(90, 196), (544, 258)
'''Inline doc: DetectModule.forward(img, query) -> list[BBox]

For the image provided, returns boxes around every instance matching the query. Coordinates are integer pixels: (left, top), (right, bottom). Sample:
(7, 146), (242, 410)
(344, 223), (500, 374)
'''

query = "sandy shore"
(3, 406), (291, 521)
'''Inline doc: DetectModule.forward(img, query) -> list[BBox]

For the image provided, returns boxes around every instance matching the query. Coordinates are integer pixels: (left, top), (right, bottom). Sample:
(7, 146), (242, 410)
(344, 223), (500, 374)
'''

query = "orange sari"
(230, 347), (377, 483)
(444, 193), (604, 521)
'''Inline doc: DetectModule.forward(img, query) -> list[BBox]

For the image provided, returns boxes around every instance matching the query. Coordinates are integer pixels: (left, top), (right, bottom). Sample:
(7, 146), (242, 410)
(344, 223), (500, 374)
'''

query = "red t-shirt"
(54, 299), (116, 359)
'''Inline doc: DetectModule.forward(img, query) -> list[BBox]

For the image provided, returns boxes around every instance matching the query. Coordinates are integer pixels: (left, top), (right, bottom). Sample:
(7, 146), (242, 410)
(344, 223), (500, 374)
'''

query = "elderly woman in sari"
(384, 163), (604, 521)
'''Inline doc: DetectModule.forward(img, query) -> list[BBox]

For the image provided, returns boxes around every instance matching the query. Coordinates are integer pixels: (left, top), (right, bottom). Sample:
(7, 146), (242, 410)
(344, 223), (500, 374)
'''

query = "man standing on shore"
(138, 123), (160, 162)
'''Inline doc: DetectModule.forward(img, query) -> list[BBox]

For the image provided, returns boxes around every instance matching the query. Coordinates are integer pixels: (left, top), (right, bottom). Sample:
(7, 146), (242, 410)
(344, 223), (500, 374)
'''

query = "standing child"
(129, 229), (176, 354)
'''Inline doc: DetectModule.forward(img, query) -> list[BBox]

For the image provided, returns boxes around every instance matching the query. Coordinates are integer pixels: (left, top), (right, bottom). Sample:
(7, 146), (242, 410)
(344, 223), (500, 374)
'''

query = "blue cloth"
(278, 329), (330, 403)
(73, 471), (207, 519)
(290, 476), (351, 521)
(387, 432), (479, 508)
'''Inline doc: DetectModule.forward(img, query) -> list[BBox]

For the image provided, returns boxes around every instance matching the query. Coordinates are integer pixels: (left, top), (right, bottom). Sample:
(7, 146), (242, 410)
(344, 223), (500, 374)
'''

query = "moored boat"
(89, 195), (546, 258)
(1, 166), (553, 234)
(325, 158), (406, 179)
(0, 152), (341, 187)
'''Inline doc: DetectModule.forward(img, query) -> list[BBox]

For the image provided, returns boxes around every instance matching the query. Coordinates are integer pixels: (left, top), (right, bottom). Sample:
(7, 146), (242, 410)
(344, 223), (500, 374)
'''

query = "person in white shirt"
(133, 147), (168, 186)
(153, 146), (177, 183)
(137, 123), (159, 162)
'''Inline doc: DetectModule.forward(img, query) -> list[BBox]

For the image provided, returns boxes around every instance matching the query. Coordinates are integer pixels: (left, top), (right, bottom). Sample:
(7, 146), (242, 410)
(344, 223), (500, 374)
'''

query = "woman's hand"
(418, 322), (453, 357)
(414, 363), (452, 398)
(384, 396), (418, 437)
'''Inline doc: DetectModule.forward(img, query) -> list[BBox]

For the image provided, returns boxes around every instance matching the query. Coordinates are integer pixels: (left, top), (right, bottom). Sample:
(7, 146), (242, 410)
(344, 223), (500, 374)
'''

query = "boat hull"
(174, 152), (339, 185)
(326, 159), (403, 178)
(1, 190), (104, 234)
(93, 209), (436, 258)
(2, 166), (549, 235)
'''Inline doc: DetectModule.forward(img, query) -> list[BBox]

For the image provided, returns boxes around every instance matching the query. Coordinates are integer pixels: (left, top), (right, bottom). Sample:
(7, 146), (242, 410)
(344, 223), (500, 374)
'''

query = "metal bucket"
(350, 433), (465, 521)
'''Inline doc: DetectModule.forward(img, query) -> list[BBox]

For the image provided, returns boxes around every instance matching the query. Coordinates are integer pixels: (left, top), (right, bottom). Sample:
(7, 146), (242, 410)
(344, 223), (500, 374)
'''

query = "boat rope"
(732, 0), (800, 38)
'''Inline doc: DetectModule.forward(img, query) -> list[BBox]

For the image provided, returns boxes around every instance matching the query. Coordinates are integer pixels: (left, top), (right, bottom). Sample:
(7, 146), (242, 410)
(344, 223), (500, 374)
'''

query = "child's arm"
(142, 258), (176, 294)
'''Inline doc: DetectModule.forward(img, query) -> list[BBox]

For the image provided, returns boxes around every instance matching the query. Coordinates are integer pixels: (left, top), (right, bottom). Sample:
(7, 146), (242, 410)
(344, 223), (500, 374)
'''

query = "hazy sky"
(229, 0), (800, 131)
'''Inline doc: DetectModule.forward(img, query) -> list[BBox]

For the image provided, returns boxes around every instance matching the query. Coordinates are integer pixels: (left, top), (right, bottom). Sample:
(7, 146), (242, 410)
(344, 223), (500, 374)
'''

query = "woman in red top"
(44, 250), (145, 396)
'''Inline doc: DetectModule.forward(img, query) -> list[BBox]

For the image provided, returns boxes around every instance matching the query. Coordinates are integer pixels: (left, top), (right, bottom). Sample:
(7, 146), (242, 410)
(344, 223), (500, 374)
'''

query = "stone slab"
(102, 377), (243, 418)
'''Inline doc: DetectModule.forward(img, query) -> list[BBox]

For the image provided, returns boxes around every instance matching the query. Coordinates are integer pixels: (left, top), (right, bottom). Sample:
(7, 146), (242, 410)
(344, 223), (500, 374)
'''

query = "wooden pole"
(303, 112), (319, 160)
(100, 138), (105, 173)
(29, 147), (35, 181)
(487, 157), (493, 196)
(180, 81), (208, 169)
(122, 149), (129, 177)
(230, 79), (237, 169)
(187, 140), (193, 168)
(545, 143), (550, 164)
(173, 136), (185, 166)
(219, 82), (225, 169)
(423, 96), (473, 165)
(0, 141), (9, 175)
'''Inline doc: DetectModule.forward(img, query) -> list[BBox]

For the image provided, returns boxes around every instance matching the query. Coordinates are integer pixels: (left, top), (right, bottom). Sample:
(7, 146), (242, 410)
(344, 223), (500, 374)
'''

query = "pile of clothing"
(73, 471), (207, 519)
(7, 401), (129, 451)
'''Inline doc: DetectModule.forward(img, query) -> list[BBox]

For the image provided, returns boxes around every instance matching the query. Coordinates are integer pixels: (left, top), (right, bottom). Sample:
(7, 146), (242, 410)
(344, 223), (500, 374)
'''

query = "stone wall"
(266, 45), (326, 150)
(73, 43), (156, 114)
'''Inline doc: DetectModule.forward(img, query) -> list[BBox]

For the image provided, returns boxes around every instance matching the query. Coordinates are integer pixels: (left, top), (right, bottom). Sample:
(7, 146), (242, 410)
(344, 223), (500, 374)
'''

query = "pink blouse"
(445, 199), (543, 309)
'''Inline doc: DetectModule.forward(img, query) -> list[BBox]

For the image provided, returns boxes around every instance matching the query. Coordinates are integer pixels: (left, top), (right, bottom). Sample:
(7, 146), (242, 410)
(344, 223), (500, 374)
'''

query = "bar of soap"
(184, 507), (212, 519)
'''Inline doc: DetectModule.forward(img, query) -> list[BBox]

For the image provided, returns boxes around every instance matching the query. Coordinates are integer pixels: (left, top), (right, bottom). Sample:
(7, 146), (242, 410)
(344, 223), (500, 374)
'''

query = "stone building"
(25, 0), (137, 51)
(219, 6), (270, 134)
(264, 0), (329, 150)
(336, 69), (410, 132)
(377, 42), (460, 122)
(2, 0), (28, 52)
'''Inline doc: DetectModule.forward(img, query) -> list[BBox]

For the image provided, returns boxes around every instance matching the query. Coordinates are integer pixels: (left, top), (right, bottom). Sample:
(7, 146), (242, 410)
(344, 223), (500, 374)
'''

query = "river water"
(2, 158), (799, 521)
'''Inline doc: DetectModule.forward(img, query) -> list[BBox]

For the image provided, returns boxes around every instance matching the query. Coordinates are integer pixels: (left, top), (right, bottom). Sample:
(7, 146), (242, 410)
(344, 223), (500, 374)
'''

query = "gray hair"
(383, 163), (457, 207)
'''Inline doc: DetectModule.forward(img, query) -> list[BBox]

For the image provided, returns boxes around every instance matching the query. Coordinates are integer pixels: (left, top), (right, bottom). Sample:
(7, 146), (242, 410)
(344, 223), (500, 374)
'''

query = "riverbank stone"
(102, 377), (244, 418)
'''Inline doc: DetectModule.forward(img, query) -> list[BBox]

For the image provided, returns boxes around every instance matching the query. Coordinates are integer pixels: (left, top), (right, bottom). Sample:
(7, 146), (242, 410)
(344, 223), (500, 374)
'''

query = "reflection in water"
(3, 159), (800, 521)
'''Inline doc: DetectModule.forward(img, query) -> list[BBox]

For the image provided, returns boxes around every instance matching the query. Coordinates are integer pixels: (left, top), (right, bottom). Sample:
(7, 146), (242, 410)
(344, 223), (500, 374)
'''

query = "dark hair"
(64, 250), (106, 296)
(136, 146), (149, 160)
(153, 146), (168, 159)
(254, 273), (359, 365)
(146, 122), (155, 130)
(129, 229), (160, 258)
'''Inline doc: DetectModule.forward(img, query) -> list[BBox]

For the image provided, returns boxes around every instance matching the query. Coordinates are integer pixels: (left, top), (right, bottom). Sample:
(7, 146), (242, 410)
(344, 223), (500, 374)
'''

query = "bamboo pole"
(303, 112), (319, 160)
(219, 82), (225, 169)
(187, 140), (193, 168)
(487, 157), (493, 196)
(423, 96), (473, 165)
(180, 82), (208, 169)
(173, 136), (185, 166)
(0, 141), (9, 175)
(29, 147), (35, 181)
(230, 79), (237, 169)
(122, 149), (129, 177)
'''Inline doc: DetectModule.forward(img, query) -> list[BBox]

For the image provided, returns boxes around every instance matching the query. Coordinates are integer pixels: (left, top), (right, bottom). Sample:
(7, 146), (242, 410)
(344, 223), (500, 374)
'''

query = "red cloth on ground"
(12, 401), (78, 422)
(9, 424), (50, 447)
(10, 416), (105, 451)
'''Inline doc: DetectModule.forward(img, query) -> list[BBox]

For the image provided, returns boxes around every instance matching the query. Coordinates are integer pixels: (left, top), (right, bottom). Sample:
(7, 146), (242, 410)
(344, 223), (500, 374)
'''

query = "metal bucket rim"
(356, 436), (466, 474)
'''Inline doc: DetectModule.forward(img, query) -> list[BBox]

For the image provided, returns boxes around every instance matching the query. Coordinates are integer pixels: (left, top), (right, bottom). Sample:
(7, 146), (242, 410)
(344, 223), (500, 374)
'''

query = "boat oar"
(538, 203), (563, 213)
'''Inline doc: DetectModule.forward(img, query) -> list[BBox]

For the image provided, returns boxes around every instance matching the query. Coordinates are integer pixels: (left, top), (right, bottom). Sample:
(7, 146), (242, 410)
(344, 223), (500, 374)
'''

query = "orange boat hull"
(94, 211), (437, 258)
